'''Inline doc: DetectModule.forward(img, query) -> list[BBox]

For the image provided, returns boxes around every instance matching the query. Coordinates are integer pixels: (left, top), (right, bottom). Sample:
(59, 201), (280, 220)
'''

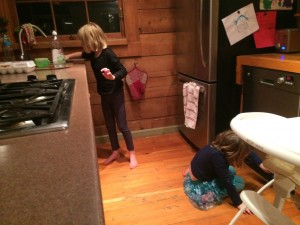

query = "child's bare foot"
(129, 151), (138, 169)
(182, 167), (189, 177)
(103, 150), (120, 165)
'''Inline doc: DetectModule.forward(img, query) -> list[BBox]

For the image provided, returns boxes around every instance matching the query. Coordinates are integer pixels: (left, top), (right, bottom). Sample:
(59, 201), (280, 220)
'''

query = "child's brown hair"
(77, 22), (107, 53)
(211, 130), (251, 167)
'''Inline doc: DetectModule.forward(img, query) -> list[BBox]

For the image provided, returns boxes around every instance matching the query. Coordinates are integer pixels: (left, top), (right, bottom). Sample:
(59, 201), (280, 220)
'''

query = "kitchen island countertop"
(236, 53), (300, 85)
(0, 64), (105, 225)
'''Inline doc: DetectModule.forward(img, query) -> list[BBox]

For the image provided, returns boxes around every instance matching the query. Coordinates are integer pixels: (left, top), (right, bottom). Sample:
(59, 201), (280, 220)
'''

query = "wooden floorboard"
(97, 132), (300, 225)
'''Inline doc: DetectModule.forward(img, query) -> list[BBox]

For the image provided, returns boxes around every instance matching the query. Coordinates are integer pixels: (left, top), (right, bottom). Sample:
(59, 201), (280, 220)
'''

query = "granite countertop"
(236, 53), (300, 85)
(0, 64), (105, 225)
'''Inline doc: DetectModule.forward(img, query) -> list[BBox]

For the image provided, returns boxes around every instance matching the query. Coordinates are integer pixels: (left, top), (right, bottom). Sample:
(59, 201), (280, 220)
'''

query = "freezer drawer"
(177, 73), (216, 149)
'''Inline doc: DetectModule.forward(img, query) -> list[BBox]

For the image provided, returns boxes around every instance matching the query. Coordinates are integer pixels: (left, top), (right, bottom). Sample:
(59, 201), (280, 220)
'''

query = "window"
(15, 0), (124, 38)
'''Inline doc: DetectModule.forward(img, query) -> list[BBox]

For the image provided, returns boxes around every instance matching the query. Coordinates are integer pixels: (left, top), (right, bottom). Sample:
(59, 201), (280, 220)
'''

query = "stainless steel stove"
(0, 75), (75, 139)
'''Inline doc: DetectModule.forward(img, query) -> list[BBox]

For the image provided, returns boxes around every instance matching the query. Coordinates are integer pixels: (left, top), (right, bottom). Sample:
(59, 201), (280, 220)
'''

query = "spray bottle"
(51, 30), (65, 68)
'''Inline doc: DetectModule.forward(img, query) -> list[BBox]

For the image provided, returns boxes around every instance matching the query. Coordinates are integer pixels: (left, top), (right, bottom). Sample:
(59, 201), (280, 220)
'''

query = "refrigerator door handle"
(177, 78), (206, 93)
(199, 0), (207, 68)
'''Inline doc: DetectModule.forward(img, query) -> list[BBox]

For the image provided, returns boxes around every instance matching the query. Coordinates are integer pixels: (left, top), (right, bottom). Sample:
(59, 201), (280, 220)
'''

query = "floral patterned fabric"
(183, 166), (245, 210)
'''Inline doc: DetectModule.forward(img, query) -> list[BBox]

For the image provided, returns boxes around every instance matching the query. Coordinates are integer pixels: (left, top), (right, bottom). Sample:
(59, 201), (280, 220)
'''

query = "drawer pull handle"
(260, 79), (274, 86)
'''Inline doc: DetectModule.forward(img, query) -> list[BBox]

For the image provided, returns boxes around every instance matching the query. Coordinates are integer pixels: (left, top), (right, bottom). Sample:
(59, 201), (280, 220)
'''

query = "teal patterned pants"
(183, 166), (245, 210)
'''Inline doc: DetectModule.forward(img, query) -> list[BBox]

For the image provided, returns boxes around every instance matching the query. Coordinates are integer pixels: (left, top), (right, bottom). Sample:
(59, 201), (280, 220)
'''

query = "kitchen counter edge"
(236, 53), (300, 85)
(0, 64), (105, 225)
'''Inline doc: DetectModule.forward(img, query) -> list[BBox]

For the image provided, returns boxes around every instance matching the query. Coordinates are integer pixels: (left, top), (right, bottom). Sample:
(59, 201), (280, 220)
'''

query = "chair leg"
(241, 190), (296, 225)
(273, 176), (295, 210)
(228, 179), (275, 225)
(257, 179), (275, 194)
(228, 205), (246, 225)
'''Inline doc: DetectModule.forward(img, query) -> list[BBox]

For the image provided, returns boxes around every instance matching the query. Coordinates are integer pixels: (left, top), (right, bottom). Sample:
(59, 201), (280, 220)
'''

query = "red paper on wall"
(253, 11), (277, 48)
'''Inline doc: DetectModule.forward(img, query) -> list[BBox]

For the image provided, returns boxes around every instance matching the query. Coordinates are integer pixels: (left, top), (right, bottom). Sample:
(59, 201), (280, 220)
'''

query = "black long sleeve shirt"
(190, 145), (242, 206)
(82, 48), (127, 95)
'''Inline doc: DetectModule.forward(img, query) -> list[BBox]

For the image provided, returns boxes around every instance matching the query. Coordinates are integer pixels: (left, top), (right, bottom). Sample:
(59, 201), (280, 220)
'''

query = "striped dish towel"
(183, 82), (201, 129)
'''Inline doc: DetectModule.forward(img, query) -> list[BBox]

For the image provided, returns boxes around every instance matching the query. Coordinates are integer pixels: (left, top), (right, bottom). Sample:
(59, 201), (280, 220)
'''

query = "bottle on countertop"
(2, 34), (15, 62)
(51, 30), (65, 68)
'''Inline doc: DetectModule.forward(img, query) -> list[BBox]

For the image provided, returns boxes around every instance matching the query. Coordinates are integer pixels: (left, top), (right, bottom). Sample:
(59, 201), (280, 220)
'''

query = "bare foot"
(103, 150), (120, 165)
(129, 151), (138, 169)
(182, 167), (189, 177)
(259, 163), (272, 174)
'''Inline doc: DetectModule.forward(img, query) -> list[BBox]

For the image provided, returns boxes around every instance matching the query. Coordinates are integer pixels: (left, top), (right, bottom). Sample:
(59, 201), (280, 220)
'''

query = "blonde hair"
(211, 130), (251, 167)
(77, 22), (107, 52)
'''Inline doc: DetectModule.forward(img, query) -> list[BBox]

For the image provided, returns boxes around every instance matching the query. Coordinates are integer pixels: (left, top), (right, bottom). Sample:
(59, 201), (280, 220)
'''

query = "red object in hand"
(101, 68), (109, 75)
(101, 68), (115, 80)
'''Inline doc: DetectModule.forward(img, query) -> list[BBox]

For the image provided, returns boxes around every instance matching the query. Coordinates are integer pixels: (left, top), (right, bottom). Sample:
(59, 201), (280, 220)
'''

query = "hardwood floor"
(96, 132), (300, 225)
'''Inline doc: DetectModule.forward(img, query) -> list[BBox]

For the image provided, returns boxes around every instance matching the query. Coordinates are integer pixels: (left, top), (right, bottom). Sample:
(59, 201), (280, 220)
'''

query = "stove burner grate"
(0, 79), (75, 139)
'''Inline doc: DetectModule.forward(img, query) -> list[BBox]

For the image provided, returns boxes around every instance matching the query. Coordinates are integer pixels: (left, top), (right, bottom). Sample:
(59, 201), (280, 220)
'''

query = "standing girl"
(65, 22), (138, 169)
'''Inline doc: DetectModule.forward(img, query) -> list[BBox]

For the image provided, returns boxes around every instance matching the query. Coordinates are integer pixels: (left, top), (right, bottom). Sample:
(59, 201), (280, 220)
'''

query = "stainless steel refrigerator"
(176, 0), (218, 149)
(175, 0), (298, 149)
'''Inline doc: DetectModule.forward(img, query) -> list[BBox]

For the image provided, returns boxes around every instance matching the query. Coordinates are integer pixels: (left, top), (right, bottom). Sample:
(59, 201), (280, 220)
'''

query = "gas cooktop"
(0, 75), (75, 139)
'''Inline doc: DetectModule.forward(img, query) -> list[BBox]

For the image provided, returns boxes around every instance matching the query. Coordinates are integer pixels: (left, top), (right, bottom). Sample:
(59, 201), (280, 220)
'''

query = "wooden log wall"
(0, 0), (184, 138)
(87, 0), (184, 137)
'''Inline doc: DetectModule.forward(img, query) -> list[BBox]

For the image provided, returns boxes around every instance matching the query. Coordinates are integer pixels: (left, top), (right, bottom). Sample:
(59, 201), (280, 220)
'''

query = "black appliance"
(175, 0), (298, 149)
(242, 66), (300, 117)
(0, 75), (75, 139)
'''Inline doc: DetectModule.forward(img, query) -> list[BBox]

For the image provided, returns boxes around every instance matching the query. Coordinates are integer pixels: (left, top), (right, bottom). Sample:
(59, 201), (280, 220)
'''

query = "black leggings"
(101, 88), (134, 151)
(244, 152), (274, 182)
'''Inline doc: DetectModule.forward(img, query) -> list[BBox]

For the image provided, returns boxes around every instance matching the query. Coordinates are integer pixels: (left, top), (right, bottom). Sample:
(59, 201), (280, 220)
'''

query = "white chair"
(238, 190), (296, 225)
(228, 174), (298, 225)
(228, 178), (274, 225)
(229, 112), (300, 224)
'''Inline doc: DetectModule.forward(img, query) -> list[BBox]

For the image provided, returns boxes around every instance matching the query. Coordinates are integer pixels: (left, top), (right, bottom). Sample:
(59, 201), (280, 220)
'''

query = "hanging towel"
(183, 82), (202, 129)
(126, 66), (148, 100)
